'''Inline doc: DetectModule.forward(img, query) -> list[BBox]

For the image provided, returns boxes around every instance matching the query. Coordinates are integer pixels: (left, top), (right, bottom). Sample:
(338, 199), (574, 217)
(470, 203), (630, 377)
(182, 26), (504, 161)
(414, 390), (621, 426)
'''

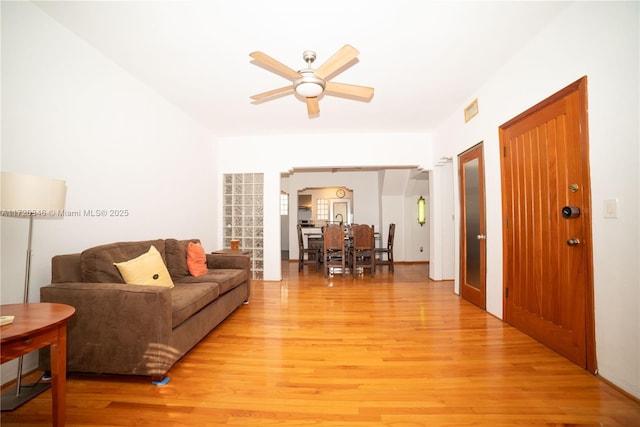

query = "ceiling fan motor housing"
(302, 50), (317, 65)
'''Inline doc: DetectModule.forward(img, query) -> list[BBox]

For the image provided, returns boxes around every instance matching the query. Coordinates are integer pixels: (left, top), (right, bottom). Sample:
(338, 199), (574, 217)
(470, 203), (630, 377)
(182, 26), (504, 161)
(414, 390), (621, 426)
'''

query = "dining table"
(306, 225), (380, 274)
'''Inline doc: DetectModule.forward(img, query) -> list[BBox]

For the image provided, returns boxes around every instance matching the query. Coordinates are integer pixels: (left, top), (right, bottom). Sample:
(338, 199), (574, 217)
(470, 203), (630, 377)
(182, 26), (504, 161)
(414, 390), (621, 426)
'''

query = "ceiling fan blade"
(325, 81), (374, 101)
(306, 97), (320, 117)
(315, 45), (360, 80)
(250, 51), (301, 81)
(250, 85), (294, 101)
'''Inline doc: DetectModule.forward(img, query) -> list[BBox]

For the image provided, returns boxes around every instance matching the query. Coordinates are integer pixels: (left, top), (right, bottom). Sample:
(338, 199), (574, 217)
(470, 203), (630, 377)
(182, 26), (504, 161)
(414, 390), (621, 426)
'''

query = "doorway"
(459, 143), (486, 309)
(330, 199), (350, 225)
(499, 77), (596, 372)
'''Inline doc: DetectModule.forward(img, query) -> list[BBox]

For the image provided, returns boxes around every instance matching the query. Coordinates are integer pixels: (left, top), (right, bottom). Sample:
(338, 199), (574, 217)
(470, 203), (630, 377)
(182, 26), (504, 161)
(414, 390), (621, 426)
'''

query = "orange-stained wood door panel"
(499, 76), (595, 371)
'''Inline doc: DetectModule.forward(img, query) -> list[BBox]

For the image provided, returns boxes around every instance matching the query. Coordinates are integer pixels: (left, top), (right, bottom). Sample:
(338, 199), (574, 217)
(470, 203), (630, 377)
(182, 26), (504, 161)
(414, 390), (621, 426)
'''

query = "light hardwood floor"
(2, 262), (639, 426)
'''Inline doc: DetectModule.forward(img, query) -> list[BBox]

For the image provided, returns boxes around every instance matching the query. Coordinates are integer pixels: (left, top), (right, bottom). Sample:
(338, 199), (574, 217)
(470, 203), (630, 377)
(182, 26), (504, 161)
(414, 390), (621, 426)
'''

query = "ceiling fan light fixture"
(294, 70), (325, 97)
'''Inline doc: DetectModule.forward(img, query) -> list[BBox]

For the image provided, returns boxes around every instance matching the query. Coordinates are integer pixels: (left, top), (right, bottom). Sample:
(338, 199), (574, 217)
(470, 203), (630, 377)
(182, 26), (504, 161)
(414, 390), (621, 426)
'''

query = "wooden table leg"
(50, 323), (67, 427)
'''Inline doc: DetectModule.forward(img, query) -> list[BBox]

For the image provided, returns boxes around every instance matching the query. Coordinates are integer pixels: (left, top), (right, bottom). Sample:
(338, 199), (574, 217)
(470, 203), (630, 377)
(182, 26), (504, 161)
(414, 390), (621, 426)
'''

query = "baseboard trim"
(597, 375), (640, 405)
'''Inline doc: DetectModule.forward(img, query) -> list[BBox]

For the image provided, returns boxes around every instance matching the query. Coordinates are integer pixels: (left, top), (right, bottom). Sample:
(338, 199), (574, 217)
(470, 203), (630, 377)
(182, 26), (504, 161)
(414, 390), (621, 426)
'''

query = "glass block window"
(223, 173), (263, 279)
(316, 199), (329, 220)
(280, 192), (289, 216)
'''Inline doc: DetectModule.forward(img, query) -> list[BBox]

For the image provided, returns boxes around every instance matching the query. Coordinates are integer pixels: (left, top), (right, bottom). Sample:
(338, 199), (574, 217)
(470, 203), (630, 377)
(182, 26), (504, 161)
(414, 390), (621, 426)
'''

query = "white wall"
(216, 136), (432, 281)
(430, 2), (639, 398)
(1, 2), (217, 384)
(429, 161), (455, 281)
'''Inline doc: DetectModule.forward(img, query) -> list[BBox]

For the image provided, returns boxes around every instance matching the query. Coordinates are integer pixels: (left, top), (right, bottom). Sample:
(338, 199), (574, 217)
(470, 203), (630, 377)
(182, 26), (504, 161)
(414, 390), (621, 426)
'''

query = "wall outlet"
(420, 246), (423, 252)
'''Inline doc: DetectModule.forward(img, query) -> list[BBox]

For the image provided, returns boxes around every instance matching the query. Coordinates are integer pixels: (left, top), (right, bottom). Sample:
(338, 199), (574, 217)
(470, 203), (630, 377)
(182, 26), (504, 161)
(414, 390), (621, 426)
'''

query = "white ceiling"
(33, 0), (572, 137)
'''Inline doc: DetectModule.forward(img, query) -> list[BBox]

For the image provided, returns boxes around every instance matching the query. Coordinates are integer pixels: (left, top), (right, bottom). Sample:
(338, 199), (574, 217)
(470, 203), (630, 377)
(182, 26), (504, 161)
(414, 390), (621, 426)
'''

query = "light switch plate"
(604, 198), (618, 218)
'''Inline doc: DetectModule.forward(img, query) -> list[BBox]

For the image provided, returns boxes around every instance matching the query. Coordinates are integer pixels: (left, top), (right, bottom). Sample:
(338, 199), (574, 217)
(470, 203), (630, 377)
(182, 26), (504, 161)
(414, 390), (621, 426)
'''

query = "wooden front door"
(499, 77), (596, 371)
(459, 142), (486, 309)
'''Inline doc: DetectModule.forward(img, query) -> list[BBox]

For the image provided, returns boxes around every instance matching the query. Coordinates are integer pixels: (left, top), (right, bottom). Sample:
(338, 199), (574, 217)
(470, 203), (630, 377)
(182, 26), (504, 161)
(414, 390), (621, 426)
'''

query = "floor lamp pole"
(14, 214), (35, 396)
(1, 214), (52, 411)
(23, 214), (34, 303)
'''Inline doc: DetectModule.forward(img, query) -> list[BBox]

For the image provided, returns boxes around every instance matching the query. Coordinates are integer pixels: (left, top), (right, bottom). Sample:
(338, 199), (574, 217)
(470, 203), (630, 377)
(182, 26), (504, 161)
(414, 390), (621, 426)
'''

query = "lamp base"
(0, 381), (51, 411)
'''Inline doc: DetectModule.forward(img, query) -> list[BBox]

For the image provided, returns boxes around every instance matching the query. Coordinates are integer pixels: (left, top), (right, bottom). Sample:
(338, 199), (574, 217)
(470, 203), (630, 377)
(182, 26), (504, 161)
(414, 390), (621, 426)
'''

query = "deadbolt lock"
(562, 206), (581, 219)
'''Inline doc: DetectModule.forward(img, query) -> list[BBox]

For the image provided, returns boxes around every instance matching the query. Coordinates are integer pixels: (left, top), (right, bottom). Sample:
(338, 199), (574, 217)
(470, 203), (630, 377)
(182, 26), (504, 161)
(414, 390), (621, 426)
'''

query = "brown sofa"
(39, 238), (250, 381)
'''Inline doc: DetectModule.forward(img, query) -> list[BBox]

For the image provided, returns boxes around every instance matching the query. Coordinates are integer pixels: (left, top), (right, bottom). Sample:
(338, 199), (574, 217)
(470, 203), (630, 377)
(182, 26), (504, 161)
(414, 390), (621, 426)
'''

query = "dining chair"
(297, 224), (320, 272)
(350, 224), (375, 277)
(322, 224), (346, 277)
(375, 223), (395, 272)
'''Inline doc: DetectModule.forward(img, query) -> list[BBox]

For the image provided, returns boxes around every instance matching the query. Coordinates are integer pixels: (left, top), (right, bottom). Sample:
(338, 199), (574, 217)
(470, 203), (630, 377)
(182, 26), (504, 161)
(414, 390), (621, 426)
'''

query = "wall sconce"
(417, 196), (426, 226)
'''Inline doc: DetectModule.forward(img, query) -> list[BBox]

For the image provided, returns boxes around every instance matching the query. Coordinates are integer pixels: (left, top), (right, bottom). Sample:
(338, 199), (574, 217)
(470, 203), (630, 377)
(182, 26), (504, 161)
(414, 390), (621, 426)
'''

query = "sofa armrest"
(206, 253), (250, 272)
(39, 282), (174, 377)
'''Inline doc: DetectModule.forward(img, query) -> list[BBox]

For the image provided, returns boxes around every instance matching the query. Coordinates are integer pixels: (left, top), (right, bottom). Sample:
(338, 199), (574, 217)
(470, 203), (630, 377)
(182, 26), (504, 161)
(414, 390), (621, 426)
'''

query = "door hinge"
(505, 288), (509, 298)
(505, 216), (509, 227)
(503, 146), (507, 157)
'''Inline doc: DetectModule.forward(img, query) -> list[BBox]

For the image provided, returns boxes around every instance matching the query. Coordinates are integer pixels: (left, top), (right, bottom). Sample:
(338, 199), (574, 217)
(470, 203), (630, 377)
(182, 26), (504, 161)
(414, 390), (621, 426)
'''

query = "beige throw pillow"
(113, 245), (174, 288)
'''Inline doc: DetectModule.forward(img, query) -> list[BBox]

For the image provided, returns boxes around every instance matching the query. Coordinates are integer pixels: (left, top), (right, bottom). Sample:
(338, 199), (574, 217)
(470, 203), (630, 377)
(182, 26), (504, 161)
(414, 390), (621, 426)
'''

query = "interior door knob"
(567, 238), (580, 246)
(477, 234), (486, 240)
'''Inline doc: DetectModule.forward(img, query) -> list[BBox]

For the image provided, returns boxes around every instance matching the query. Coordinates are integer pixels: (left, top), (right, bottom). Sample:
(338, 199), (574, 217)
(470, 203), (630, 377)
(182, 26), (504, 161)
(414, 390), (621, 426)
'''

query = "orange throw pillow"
(187, 242), (208, 277)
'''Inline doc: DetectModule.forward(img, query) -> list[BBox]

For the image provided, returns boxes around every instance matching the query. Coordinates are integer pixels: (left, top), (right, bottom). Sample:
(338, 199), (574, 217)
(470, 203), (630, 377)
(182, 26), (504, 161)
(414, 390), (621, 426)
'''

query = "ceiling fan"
(249, 44), (374, 117)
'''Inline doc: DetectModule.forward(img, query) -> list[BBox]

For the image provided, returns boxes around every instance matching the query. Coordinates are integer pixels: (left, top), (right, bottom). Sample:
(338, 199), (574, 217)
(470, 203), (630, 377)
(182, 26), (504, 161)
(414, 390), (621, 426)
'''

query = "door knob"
(477, 235), (486, 240)
(567, 238), (580, 246)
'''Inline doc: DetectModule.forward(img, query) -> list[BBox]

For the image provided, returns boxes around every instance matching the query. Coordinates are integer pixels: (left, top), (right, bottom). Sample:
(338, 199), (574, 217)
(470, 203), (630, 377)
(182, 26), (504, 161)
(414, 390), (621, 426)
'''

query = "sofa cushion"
(177, 269), (247, 295)
(165, 238), (199, 280)
(81, 239), (166, 283)
(171, 282), (220, 328)
(113, 245), (174, 288)
(187, 242), (208, 277)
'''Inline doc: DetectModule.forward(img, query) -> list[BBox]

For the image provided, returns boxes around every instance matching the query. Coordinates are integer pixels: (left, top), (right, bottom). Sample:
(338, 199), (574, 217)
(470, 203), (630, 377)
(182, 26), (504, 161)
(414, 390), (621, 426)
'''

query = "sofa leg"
(151, 376), (171, 386)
